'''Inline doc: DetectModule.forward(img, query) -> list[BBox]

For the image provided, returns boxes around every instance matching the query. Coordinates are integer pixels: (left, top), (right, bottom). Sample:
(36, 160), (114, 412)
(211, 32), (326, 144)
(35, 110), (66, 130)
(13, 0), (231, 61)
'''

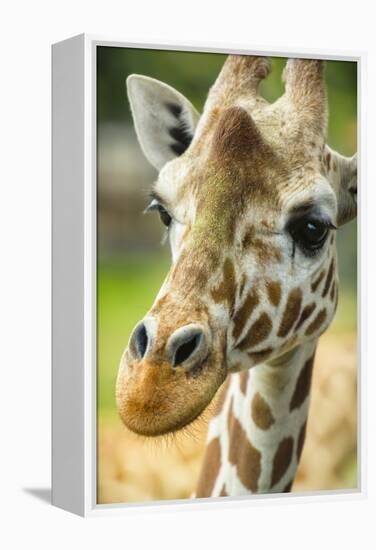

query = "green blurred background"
(96, 48), (357, 502)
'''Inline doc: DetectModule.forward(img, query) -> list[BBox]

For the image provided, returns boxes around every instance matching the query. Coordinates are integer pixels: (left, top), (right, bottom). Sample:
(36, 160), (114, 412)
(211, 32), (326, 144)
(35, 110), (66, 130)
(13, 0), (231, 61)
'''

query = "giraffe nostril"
(173, 333), (202, 367)
(168, 325), (210, 369)
(132, 322), (149, 359)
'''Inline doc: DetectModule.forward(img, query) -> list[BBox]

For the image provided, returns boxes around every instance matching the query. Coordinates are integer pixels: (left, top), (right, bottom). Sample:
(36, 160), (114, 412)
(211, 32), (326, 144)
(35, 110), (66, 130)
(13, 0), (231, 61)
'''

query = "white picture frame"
(52, 33), (365, 517)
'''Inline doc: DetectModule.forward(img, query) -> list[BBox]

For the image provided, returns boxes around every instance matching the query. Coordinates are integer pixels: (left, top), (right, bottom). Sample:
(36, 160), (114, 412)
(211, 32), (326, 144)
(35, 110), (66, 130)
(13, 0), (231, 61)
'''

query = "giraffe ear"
(336, 153), (357, 225)
(126, 75), (200, 171)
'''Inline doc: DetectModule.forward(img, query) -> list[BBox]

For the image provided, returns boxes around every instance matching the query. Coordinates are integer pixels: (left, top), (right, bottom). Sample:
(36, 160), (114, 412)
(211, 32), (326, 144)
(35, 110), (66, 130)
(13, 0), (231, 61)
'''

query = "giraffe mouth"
(115, 349), (226, 437)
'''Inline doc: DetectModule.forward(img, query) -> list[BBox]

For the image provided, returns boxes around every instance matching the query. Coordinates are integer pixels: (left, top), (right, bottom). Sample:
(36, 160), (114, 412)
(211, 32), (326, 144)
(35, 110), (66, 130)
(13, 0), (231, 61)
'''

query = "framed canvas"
(52, 34), (364, 517)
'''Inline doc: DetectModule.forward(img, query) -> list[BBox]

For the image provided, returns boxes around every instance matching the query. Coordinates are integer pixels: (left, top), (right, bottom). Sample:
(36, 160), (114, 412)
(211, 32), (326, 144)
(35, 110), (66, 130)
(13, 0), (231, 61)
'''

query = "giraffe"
(115, 55), (357, 497)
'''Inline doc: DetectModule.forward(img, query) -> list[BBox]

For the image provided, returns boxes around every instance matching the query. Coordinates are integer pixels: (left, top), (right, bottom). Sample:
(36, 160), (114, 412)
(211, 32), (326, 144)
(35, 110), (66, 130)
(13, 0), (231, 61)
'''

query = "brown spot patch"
(283, 479), (293, 493)
(238, 312), (272, 350)
(266, 280), (282, 307)
(305, 308), (327, 336)
(212, 258), (236, 314)
(296, 421), (307, 463)
(322, 259), (334, 298)
(239, 370), (249, 395)
(253, 238), (282, 263)
(334, 285), (339, 311)
(271, 437), (294, 487)
(228, 406), (261, 492)
(219, 485), (228, 497)
(251, 392), (275, 430)
(248, 347), (274, 363)
(232, 288), (259, 342)
(325, 151), (331, 172)
(241, 225), (256, 250)
(242, 227), (282, 263)
(195, 437), (221, 497)
(277, 288), (303, 338)
(289, 355), (315, 411)
(294, 302), (316, 331)
(239, 273), (247, 298)
(311, 270), (325, 292)
(213, 375), (231, 415)
(330, 280), (336, 301)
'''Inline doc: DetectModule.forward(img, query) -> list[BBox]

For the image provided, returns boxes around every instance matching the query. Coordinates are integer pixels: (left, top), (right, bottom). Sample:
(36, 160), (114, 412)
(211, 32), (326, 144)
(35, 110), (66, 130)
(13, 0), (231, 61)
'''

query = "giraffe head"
(116, 56), (357, 436)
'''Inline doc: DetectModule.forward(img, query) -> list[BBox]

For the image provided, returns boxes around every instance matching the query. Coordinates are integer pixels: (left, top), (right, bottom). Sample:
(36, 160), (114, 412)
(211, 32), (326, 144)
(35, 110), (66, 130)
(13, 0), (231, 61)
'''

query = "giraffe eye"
(157, 205), (172, 227)
(288, 216), (334, 255)
(145, 200), (172, 227)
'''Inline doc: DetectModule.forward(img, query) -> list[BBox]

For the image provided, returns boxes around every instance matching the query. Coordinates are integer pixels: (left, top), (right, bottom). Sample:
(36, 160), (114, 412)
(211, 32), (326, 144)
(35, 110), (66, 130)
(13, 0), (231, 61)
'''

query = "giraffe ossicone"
(116, 55), (357, 496)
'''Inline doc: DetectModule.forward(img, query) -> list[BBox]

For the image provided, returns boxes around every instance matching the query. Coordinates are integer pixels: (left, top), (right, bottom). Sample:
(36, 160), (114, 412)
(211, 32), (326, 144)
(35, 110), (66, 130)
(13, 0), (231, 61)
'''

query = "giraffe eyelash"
(145, 199), (173, 228)
(144, 198), (163, 214)
(143, 202), (170, 245)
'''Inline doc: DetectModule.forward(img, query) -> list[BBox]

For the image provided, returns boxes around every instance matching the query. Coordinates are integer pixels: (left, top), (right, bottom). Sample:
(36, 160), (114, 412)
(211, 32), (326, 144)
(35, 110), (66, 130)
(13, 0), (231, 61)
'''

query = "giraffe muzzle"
(116, 318), (226, 436)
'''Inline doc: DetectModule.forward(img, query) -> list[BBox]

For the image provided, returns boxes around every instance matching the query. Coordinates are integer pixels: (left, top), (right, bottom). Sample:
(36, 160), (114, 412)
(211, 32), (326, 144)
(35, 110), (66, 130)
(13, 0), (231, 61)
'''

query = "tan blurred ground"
(97, 332), (357, 504)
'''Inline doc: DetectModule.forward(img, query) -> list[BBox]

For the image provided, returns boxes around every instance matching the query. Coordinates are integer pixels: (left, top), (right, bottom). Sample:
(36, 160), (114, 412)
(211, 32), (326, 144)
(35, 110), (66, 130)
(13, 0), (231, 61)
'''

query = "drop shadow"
(23, 487), (51, 504)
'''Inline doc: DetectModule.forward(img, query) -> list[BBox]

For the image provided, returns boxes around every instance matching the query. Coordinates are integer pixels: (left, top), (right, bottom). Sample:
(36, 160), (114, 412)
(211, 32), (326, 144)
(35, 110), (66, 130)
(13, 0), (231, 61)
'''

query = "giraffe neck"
(195, 340), (318, 497)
